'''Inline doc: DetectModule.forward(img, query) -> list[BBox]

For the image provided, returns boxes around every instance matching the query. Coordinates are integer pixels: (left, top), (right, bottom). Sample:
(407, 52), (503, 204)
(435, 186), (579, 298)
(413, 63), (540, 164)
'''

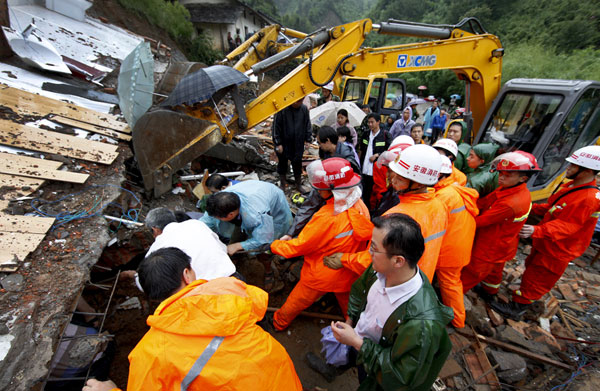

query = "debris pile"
(436, 245), (600, 390)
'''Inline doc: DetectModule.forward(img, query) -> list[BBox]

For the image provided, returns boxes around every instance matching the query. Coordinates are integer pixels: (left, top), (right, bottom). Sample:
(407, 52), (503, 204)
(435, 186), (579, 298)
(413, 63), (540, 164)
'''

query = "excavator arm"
(339, 20), (504, 132)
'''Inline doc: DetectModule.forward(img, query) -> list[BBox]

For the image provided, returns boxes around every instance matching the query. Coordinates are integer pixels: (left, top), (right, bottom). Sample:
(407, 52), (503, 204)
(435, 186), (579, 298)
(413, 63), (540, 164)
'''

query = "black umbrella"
(161, 65), (248, 107)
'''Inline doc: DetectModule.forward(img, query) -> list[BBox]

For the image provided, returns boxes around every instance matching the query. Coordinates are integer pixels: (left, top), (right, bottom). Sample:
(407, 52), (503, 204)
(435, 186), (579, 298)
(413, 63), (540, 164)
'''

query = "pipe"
(251, 30), (330, 75)
(179, 171), (245, 181)
(374, 21), (452, 39)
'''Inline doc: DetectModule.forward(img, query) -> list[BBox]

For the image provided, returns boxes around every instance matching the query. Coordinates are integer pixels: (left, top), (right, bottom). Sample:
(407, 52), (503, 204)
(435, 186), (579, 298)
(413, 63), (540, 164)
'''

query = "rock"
(439, 358), (463, 378)
(557, 283), (577, 301)
(586, 285), (600, 300)
(466, 300), (494, 337)
(496, 325), (553, 356)
(464, 295), (472, 312)
(498, 367), (528, 383)
(0, 323), (9, 335)
(0, 274), (24, 292)
(489, 349), (527, 372)
(579, 271), (600, 284)
(487, 307), (504, 327)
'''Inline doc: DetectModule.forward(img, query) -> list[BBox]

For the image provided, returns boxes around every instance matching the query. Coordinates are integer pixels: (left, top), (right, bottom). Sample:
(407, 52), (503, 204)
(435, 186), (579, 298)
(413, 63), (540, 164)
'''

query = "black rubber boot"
(473, 284), (496, 303)
(489, 300), (530, 320)
(306, 352), (337, 382)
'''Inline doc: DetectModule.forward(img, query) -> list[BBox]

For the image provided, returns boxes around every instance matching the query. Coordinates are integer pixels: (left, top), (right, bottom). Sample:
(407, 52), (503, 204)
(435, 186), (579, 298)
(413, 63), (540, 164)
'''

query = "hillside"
(243, 0), (599, 100)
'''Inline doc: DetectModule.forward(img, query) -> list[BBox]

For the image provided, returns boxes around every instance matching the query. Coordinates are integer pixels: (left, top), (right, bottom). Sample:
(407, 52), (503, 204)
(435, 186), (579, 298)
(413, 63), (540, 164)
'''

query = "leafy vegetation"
(246, 0), (599, 102)
(118, 0), (222, 64)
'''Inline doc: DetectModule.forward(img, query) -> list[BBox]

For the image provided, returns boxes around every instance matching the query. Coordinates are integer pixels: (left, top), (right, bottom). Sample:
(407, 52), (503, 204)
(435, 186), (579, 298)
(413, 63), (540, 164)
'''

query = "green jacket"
(347, 266), (454, 391)
(447, 120), (472, 173)
(466, 143), (499, 198)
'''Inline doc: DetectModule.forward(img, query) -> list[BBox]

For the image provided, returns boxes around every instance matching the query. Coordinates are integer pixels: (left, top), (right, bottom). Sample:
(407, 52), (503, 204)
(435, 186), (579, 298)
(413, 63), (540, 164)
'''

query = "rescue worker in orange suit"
(270, 158), (373, 331)
(433, 138), (467, 186)
(323, 145), (448, 285)
(491, 146), (600, 319)
(461, 151), (541, 300)
(83, 247), (302, 391)
(434, 155), (479, 328)
(371, 135), (414, 216)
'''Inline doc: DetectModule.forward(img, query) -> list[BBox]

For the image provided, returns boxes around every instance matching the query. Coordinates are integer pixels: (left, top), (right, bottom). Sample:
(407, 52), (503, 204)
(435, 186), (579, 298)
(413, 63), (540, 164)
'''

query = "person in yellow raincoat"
(271, 158), (373, 331)
(83, 247), (302, 391)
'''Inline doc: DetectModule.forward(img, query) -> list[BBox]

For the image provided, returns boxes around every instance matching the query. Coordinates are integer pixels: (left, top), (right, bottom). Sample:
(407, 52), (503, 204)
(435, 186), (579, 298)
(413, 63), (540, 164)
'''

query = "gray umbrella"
(160, 65), (248, 107)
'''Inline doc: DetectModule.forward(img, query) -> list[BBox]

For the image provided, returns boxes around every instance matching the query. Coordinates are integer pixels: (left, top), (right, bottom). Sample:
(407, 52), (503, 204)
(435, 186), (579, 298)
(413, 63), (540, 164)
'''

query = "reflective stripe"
(334, 229), (353, 239)
(423, 230), (446, 244)
(591, 212), (600, 218)
(450, 205), (466, 214)
(513, 203), (532, 222)
(375, 142), (386, 147)
(482, 281), (500, 289)
(514, 290), (534, 303)
(362, 139), (369, 145)
(181, 336), (224, 391)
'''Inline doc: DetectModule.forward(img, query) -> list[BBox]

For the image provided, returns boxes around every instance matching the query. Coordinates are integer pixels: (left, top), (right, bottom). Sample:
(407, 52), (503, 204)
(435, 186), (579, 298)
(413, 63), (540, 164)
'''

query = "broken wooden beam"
(457, 328), (573, 370)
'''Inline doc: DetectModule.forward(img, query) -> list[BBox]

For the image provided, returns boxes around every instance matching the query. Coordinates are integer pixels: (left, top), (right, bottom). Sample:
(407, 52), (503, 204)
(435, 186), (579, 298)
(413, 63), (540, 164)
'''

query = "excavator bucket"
(132, 109), (223, 197)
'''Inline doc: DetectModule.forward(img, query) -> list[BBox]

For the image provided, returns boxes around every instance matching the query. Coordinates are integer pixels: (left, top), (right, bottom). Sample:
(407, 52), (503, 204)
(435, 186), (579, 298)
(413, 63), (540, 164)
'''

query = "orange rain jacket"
(470, 183), (531, 264)
(271, 197), (373, 291)
(385, 190), (448, 281)
(123, 278), (302, 391)
(341, 190), (448, 282)
(530, 180), (600, 272)
(434, 176), (479, 268)
(450, 166), (467, 186)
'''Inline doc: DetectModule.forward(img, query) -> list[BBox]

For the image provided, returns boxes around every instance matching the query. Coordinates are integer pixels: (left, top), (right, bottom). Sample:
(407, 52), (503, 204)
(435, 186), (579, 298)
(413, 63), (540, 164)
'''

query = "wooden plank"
(0, 84), (130, 133)
(0, 249), (23, 272)
(0, 120), (118, 165)
(0, 174), (44, 200)
(0, 152), (63, 170)
(50, 116), (132, 141)
(0, 231), (44, 256)
(0, 154), (89, 184)
(0, 215), (55, 234)
(457, 328), (573, 370)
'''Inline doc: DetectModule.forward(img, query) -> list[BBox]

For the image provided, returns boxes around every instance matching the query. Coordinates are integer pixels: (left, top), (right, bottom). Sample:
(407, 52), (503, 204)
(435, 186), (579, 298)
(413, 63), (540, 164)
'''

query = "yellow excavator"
(133, 18), (600, 200)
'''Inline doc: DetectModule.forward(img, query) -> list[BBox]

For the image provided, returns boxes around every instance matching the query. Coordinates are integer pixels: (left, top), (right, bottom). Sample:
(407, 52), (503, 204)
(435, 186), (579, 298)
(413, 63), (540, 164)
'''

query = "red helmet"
(492, 151), (542, 172)
(307, 158), (361, 190)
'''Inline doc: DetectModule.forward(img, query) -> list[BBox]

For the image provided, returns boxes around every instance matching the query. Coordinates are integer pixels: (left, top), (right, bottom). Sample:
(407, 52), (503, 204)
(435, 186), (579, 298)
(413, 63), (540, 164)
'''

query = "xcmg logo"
(397, 54), (437, 68)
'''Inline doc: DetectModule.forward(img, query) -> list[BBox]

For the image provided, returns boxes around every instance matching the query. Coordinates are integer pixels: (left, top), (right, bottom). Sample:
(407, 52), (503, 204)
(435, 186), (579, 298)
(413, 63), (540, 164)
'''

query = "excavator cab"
(340, 75), (406, 117)
(475, 79), (600, 201)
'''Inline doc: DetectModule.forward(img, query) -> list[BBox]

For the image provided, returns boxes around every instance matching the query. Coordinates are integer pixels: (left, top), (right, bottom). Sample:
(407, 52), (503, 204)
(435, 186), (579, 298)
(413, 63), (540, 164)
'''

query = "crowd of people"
(83, 87), (600, 391)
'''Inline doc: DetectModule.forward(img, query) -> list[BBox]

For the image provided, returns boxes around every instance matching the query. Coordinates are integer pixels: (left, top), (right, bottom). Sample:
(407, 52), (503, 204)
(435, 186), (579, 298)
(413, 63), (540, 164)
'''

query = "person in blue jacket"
(201, 180), (293, 255)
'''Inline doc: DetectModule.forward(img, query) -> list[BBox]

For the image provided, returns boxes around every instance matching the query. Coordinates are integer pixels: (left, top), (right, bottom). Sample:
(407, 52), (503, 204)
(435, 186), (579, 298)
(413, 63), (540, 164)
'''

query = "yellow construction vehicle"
(218, 24), (307, 73)
(133, 18), (599, 201)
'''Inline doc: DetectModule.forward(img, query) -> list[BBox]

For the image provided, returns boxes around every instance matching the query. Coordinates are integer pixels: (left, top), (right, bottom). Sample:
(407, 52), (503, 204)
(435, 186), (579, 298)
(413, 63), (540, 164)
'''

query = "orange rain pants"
(271, 198), (372, 330)
(434, 176), (478, 327)
(274, 281), (350, 330)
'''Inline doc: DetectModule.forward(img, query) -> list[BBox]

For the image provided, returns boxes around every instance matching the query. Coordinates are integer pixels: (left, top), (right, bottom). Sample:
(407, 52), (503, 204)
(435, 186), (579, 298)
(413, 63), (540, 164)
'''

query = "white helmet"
(323, 81), (334, 91)
(565, 145), (600, 170)
(388, 144), (443, 186)
(390, 135), (415, 150)
(432, 138), (458, 158)
(439, 155), (453, 175)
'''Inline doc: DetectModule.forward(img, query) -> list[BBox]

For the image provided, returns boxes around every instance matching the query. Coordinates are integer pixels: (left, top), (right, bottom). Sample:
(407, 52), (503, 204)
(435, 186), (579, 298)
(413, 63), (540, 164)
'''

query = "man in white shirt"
(358, 113), (391, 209)
(141, 208), (237, 282)
(329, 213), (453, 390)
